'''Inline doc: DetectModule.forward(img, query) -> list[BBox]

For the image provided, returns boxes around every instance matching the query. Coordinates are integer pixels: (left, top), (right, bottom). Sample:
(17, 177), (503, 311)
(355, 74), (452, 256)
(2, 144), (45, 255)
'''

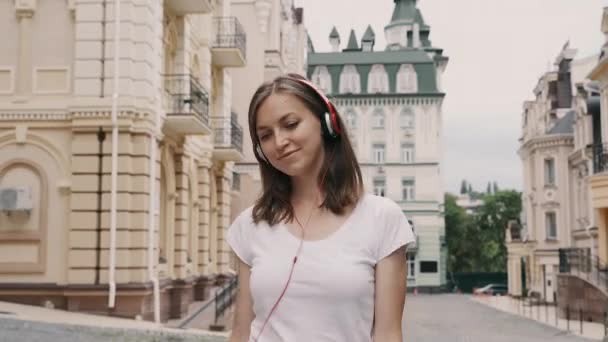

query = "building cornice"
(519, 134), (573, 153)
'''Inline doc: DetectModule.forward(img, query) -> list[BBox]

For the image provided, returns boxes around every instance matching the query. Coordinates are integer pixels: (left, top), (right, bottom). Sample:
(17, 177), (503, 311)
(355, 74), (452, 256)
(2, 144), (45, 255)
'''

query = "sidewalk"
(0, 300), (229, 342)
(471, 295), (605, 341)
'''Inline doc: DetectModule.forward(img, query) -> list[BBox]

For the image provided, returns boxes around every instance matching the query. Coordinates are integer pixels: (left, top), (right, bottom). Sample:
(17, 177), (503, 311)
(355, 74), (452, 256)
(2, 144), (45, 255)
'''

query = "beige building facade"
(508, 44), (597, 302)
(0, 0), (247, 322)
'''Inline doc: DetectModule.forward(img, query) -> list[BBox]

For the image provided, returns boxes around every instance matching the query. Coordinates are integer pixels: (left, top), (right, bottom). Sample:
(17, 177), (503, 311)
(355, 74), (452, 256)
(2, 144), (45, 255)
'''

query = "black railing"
(177, 276), (238, 329)
(163, 74), (210, 126)
(212, 17), (247, 59)
(214, 276), (238, 325)
(212, 112), (243, 153)
(559, 248), (608, 292)
(592, 143), (608, 174)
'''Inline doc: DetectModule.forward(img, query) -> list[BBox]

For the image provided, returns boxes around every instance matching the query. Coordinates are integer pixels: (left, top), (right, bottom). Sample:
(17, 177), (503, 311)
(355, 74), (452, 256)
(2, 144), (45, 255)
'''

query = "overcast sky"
(294, 0), (607, 194)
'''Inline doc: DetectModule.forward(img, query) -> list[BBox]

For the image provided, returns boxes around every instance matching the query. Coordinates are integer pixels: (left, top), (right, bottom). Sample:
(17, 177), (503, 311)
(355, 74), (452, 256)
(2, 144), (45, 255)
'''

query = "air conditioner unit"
(0, 187), (33, 213)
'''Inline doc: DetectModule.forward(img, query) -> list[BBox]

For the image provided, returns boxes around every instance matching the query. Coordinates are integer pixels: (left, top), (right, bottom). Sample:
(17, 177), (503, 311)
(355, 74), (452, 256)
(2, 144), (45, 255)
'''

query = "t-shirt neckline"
(278, 194), (367, 245)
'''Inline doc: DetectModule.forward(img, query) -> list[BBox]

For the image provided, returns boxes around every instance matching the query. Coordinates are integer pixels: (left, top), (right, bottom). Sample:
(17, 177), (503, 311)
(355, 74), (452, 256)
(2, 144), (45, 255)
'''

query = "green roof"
(307, 49), (441, 94)
(329, 26), (340, 39)
(391, 0), (417, 23)
(362, 25), (375, 42)
(388, 0), (430, 29)
(308, 49), (433, 65)
(345, 30), (359, 51)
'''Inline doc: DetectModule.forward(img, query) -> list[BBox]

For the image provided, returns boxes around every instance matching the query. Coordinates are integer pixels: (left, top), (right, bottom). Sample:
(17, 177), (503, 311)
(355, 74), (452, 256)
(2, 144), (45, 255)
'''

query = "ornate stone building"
(0, 0), (246, 322)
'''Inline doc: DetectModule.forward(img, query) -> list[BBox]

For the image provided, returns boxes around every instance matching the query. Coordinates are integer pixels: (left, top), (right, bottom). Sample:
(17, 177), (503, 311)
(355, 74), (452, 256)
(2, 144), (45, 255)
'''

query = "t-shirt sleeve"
(226, 211), (254, 266)
(375, 201), (416, 262)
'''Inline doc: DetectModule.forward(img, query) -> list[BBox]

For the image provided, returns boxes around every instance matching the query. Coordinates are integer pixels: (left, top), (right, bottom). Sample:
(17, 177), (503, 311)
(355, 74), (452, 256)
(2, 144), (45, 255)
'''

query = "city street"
(404, 294), (595, 342)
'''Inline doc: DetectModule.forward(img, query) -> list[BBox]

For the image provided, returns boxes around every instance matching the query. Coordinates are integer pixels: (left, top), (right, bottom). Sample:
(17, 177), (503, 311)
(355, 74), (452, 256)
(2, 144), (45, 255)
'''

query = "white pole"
(147, 0), (162, 323)
(108, 0), (121, 309)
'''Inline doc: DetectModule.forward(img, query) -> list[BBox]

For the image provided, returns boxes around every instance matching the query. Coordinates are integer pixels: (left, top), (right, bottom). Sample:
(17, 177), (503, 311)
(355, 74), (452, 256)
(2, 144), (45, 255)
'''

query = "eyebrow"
(256, 112), (297, 131)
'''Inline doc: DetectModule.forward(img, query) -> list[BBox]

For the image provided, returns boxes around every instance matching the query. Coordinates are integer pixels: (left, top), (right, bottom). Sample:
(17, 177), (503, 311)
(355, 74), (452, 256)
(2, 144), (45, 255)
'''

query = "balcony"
(212, 112), (244, 161)
(163, 74), (211, 135)
(211, 17), (247, 67)
(165, 0), (213, 15)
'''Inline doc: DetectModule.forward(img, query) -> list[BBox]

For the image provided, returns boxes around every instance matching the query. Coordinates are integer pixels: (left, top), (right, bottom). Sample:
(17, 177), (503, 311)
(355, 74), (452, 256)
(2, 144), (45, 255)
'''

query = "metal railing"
(213, 276), (238, 325)
(212, 112), (243, 153)
(559, 248), (608, 293)
(592, 143), (608, 174)
(212, 17), (246, 59)
(163, 74), (210, 126)
(177, 276), (238, 329)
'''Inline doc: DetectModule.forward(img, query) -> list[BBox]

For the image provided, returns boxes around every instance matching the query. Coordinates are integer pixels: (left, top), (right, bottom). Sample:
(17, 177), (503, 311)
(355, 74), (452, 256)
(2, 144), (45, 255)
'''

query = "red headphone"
(255, 75), (341, 165)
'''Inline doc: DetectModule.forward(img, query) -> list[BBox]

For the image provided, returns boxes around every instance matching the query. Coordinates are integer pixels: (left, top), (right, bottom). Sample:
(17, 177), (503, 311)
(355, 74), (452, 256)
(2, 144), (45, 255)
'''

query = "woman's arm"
(229, 258), (255, 342)
(373, 246), (407, 342)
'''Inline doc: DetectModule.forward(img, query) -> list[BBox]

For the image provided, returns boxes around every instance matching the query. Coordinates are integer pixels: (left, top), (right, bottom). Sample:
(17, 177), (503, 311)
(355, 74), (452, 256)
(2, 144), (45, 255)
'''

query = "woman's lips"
(278, 149), (299, 160)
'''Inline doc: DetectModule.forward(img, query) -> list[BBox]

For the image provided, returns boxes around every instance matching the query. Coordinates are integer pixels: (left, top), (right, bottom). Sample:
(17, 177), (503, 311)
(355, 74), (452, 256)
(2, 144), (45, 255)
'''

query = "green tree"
(445, 190), (522, 273)
(474, 190), (521, 272)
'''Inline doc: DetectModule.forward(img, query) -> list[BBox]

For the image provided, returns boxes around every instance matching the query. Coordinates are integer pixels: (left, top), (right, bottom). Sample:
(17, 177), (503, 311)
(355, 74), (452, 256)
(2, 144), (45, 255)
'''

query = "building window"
(545, 212), (557, 240)
(368, 64), (389, 93)
(402, 178), (415, 201)
(345, 109), (357, 130)
(373, 177), (386, 197)
(311, 65), (332, 94)
(400, 107), (415, 129)
(407, 253), (416, 278)
(372, 109), (385, 129)
(339, 64), (360, 94)
(401, 143), (414, 163)
(373, 143), (385, 164)
(396, 64), (418, 93)
(544, 158), (555, 186)
(420, 261), (438, 273)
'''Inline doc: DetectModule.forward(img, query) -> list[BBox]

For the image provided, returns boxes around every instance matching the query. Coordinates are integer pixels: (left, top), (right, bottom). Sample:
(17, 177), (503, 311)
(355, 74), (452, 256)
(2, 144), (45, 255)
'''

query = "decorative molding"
(33, 66), (71, 95)
(333, 96), (442, 108)
(15, 125), (27, 144)
(14, 0), (36, 17)
(0, 67), (15, 94)
(57, 180), (71, 195)
(254, 0), (272, 33)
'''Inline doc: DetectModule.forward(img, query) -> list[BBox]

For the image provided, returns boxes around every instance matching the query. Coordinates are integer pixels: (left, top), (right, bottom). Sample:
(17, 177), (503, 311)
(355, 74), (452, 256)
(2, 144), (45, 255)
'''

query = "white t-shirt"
(227, 194), (416, 342)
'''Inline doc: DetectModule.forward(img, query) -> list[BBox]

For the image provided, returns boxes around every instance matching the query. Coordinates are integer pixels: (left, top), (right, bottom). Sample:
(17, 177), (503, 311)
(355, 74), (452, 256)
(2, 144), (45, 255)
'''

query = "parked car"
(473, 283), (508, 296)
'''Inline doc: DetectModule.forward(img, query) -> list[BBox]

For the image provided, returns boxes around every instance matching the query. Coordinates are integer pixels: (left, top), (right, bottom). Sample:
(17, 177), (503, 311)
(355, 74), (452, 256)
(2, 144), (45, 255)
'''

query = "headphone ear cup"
(323, 112), (338, 139)
(255, 144), (269, 164)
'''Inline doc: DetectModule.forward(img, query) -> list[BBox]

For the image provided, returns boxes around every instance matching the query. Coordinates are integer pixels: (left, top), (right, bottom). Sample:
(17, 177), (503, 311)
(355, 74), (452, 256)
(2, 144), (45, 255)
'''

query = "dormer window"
(311, 66), (332, 94)
(340, 65), (361, 94)
(368, 64), (389, 93)
(396, 64), (418, 93)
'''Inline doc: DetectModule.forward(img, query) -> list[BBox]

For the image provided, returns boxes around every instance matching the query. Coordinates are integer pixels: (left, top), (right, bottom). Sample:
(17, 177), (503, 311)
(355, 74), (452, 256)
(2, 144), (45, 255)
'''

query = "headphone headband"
(291, 77), (342, 137)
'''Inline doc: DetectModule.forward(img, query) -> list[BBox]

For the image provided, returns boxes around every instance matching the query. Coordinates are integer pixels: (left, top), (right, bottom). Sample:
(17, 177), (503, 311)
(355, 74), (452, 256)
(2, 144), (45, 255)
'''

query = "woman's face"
(255, 92), (325, 178)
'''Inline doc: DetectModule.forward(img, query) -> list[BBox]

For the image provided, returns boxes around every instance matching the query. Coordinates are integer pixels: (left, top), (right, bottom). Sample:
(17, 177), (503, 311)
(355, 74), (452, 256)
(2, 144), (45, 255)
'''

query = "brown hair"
(248, 73), (364, 226)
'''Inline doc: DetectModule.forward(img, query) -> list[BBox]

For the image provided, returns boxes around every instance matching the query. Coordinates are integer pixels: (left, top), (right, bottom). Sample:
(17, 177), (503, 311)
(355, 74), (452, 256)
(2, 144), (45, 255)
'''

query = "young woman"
(227, 73), (416, 342)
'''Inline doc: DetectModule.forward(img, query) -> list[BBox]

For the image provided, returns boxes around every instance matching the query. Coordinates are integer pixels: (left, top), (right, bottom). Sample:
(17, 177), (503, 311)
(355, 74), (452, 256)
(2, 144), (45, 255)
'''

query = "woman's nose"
(273, 130), (289, 149)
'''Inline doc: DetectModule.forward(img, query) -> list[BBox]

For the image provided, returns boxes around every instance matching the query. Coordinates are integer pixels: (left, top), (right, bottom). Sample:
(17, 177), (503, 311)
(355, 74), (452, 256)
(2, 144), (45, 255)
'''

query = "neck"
(291, 174), (323, 207)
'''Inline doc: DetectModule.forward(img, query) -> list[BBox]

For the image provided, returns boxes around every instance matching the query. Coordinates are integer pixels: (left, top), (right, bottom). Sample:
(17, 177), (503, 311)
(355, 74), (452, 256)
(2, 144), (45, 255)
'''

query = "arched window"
(339, 65), (360, 94)
(372, 108), (385, 129)
(368, 64), (389, 93)
(311, 65), (332, 94)
(396, 64), (418, 93)
(400, 107), (415, 129)
(345, 108), (357, 130)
